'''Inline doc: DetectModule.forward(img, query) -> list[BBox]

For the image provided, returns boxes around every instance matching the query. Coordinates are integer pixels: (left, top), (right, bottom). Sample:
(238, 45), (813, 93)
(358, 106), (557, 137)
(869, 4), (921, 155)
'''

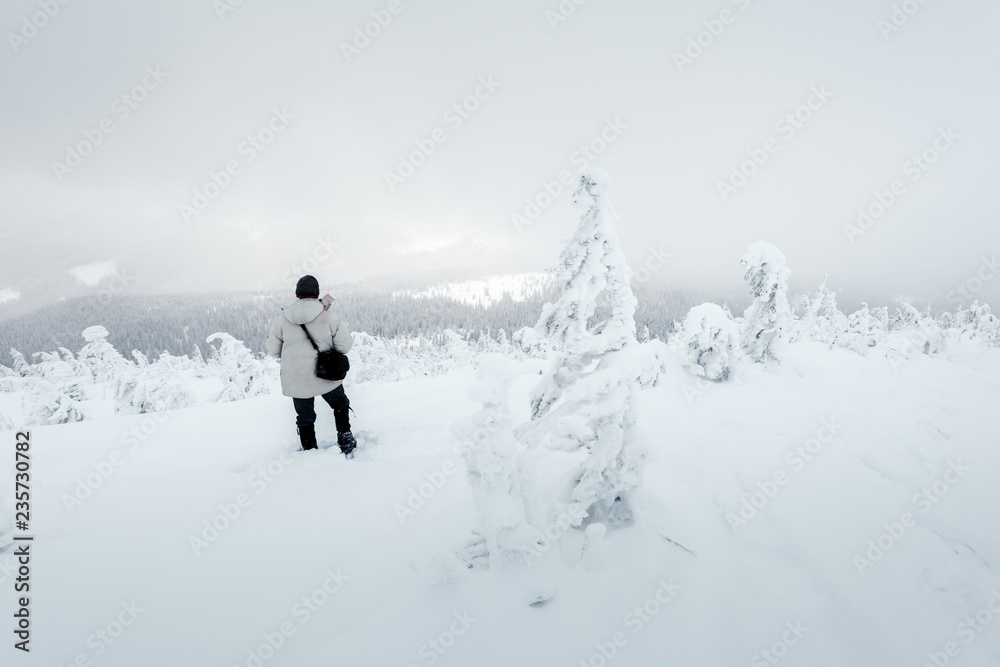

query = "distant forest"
(0, 282), (765, 367)
(2, 273), (925, 368)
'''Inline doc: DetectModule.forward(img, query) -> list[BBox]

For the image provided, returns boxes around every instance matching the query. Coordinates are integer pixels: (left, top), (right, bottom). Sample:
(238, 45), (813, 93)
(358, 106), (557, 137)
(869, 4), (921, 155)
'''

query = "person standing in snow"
(266, 275), (356, 455)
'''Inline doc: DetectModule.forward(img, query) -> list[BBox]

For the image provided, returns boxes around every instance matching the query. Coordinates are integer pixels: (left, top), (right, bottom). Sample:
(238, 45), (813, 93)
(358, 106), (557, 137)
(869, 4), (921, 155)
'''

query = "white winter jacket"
(266, 299), (354, 398)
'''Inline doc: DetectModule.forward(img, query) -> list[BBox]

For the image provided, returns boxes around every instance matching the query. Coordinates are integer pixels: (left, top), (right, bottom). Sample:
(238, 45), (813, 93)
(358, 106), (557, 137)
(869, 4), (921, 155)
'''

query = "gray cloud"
(1, 0), (998, 315)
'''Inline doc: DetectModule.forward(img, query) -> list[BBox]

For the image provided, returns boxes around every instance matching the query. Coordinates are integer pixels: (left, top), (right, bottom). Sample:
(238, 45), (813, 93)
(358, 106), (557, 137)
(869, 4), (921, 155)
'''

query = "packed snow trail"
(2, 342), (999, 666)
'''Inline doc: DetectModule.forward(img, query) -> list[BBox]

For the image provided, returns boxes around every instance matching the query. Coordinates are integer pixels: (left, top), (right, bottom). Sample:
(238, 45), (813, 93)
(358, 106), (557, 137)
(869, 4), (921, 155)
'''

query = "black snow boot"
(337, 431), (356, 457)
(297, 423), (318, 451)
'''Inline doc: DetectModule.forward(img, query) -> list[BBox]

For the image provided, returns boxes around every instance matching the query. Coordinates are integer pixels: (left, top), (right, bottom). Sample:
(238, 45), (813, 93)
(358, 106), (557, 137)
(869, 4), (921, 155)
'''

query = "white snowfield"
(2, 339), (999, 667)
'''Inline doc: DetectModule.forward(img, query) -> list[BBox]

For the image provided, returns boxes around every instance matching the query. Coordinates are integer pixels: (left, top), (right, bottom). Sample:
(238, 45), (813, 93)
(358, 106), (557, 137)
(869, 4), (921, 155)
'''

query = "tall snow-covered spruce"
(517, 168), (657, 529)
(740, 241), (793, 363)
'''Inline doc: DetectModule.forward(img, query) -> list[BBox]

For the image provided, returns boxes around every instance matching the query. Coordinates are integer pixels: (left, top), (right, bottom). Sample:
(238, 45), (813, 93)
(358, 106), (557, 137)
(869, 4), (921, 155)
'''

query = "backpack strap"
(300, 324), (335, 352)
(300, 324), (320, 352)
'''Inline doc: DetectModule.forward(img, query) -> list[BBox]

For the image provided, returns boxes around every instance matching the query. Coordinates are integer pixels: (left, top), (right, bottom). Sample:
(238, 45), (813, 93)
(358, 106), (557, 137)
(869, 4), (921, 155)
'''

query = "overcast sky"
(1, 0), (998, 316)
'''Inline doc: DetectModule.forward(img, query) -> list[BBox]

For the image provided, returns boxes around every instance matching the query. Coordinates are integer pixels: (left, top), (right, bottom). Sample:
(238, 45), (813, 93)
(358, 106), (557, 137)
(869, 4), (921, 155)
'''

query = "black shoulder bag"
(300, 324), (350, 382)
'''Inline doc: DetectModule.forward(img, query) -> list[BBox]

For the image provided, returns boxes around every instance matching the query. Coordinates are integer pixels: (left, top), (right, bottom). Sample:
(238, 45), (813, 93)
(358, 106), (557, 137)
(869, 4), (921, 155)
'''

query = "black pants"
(293, 385), (351, 431)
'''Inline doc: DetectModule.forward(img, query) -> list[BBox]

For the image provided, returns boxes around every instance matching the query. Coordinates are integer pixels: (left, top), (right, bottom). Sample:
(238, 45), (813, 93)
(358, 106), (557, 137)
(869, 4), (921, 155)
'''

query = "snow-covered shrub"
(29, 348), (87, 386)
(680, 303), (739, 381)
(8, 349), (35, 378)
(440, 330), (474, 371)
(953, 302), (1000, 346)
(10, 346), (86, 423)
(474, 329), (513, 356)
(22, 379), (86, 425)
(452, 355), (539, 571)
(842, 303), (888, 355)
(0, 410), (13, 431)
(206, 333), (275, 402)
(350, 333), (420, 382)
(740, 242), (793, 363)
(797, 282), (848, 347)
(113, 350), (204, 415)
(78, 325), (131, 385)
(889, 302), (923, 332)
(886, 303), (947, 366)
(114, 363), (197, 415)
(517, 168), (649, 528)
(511, 326), (553, 358)
(0, 364), (26, 394)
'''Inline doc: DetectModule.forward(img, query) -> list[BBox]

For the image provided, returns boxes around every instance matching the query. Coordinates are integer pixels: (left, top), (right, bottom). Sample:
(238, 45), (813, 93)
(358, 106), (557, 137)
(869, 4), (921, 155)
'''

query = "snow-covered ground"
(3, 339), (999, 667)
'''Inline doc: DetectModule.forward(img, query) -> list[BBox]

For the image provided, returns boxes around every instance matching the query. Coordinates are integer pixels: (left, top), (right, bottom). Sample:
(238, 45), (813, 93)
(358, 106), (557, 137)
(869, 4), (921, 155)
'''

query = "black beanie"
(295, 275), (320, 298)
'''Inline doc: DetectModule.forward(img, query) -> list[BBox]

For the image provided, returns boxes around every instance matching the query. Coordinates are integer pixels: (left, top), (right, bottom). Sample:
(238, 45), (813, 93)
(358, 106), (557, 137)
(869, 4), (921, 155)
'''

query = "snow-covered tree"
(440, 330), (474, 370)
(29, 349), (86, 400)
(953, 302), (999, 347)
(22, 379), (85, 425)
(889, 302), (923, 332)
(452, 355), (539, 571)
(842, 303), (888, 355)
(350, 332), (407, 382)
(798, 282), (847, 347)
(114, 362), (197, 415)
(8, 349), (34, 378)
(680, 303), (740, 381)
(0, 363), (27, 394)
(516, 168), (652, 529)
(78, 325), (130, 385)
(740, 242), (792, 363)
(511, 326), (553, 359)
(206, 333), (274, 402)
